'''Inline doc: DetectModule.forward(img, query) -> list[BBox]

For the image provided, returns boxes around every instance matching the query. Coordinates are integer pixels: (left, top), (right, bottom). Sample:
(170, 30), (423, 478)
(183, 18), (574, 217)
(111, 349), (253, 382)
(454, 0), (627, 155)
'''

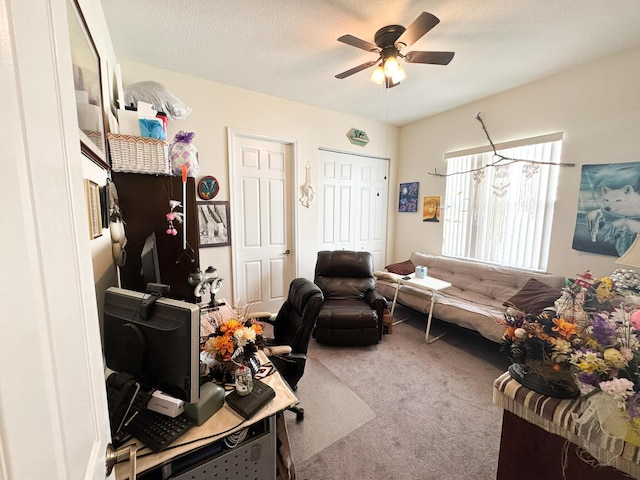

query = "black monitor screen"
(141, 232), (161, 288)
(103, 287), (200, 403)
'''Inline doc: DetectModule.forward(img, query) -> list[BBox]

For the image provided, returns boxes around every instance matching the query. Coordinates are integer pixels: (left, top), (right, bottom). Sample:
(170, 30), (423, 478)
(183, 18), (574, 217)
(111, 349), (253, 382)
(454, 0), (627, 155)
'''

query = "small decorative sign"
(347, 128), (369, 147)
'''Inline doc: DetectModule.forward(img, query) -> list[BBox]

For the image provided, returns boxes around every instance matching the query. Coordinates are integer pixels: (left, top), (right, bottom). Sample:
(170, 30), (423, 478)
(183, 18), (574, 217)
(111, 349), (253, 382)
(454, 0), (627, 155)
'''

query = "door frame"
(227, 128), (299, 306)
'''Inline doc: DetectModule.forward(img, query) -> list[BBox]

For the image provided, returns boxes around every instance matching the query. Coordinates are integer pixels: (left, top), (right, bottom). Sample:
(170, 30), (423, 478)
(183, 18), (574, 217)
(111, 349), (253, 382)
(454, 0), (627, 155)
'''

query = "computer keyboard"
(126, 407), (195, 452)
(119, 389), (195, 452)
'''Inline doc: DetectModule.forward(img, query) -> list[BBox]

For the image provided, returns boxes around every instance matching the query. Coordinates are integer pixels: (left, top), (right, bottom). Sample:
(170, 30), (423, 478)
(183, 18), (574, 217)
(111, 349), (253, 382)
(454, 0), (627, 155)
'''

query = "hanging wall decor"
(423, 196), (441, 222)
(68, 0), (109, 169)
(197, 175), (220, 200)
(299, 162), (315, 208)
(197, 201), (231, 247)
(347, 128), (370, 147)
(572, 161), (640, 257)
(84, 179), (103, 239)
(398, 182), (419, 212)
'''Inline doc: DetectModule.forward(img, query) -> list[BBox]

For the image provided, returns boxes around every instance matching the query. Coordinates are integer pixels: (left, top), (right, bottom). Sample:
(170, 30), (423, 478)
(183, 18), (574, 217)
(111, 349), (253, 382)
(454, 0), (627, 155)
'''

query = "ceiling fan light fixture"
(391, 64), (406, 84)
(383, 55), (399, 77)
(370, 65), (385, 85)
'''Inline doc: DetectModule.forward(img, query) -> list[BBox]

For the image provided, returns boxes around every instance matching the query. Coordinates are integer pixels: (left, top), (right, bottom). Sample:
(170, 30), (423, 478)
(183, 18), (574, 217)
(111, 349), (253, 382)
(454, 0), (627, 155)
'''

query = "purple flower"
(576, 372), (601, 387)
(592, 314), (617, 346)
(627, 393), (640, 419)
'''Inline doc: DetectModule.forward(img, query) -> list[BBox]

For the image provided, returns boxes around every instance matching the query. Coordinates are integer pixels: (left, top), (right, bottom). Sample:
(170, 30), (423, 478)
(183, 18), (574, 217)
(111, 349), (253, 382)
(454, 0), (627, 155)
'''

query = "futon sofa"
(375, 252), (566, 343)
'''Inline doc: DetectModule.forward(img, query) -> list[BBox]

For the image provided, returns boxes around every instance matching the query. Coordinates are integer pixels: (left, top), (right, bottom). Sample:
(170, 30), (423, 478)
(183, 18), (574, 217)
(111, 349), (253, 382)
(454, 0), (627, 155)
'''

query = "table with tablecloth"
(493, 371), (640, 479)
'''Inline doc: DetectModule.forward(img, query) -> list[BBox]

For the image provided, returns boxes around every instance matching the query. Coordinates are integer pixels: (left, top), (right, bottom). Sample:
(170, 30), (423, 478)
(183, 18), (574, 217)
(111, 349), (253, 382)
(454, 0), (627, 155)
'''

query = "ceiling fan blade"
(335, 60), (378, 79)
(337, 34), (379, 52)
(404, 51), (455, 65)
(395, 12), (440, 49)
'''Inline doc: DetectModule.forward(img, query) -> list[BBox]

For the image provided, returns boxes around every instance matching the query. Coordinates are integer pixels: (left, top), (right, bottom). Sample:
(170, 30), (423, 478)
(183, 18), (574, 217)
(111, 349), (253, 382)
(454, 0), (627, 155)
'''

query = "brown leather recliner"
(313, 250), (388, 346)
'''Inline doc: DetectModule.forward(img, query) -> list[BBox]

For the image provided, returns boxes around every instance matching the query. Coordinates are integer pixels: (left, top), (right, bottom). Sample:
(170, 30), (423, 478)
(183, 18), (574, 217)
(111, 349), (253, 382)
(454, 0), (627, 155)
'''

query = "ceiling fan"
(335, 12), (454, 88)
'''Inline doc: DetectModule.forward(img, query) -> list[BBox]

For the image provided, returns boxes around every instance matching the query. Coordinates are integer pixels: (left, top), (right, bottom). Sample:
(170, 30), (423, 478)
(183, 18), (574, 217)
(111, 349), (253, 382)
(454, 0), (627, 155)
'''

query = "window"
(442, 133), (563, 271)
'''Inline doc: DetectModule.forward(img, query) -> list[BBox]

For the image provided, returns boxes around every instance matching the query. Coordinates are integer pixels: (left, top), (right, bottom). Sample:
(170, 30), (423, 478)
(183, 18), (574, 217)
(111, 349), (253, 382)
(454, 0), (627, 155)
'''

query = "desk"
(389, 273), (452, 343)
(493, 371), (640, 480)
(115, 354), (298, 479)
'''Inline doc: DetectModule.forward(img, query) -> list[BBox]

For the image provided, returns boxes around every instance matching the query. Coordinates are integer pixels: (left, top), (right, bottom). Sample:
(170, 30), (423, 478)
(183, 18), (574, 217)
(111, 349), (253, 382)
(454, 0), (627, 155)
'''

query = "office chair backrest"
(274, 278), (323, 355)
(314, 250), (375, 299)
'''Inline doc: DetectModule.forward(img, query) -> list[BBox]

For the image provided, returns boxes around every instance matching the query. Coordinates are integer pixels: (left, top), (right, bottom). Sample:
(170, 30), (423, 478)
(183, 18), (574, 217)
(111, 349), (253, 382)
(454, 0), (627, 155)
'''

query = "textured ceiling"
(101, 0), (640, 126)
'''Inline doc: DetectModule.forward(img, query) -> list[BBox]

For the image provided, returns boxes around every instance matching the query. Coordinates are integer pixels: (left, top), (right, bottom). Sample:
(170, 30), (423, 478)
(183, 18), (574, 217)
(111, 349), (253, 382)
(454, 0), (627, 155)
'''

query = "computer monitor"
(103, 286), (200, 403)
(141, 232), (161, 288)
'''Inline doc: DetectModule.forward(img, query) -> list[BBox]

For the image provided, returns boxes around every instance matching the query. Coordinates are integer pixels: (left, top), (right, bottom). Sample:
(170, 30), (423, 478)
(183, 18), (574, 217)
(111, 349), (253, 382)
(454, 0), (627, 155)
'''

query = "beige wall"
(395, 46), (640, 278)
(115, 59), (399, 300)
(94, 6), (640, 292)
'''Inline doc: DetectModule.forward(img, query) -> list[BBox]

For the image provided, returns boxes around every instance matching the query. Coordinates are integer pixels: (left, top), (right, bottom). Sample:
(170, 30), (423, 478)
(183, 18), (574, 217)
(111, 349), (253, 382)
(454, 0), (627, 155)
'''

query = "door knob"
(283, 249), (291, 255)
(106, 443), (137, 479)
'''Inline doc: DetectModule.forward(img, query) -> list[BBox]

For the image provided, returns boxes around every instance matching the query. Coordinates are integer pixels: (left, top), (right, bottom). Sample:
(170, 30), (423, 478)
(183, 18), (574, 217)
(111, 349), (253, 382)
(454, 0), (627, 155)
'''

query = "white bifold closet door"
(317, 149), (389, 270)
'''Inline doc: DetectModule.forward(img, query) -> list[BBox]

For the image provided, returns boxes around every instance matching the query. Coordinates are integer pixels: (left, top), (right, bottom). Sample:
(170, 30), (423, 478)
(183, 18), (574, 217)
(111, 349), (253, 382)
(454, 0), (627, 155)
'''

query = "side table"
(390, 273), (452, 343)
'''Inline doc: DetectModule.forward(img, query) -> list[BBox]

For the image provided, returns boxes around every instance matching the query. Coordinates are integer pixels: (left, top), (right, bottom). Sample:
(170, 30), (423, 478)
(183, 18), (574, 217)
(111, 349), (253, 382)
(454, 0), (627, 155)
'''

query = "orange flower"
(220, 319), (242, 336)
(504, 326), (517, 340)
(206, 335), (235, 360)
(251, 321), (263, 336)
(552, 318), (577, 339)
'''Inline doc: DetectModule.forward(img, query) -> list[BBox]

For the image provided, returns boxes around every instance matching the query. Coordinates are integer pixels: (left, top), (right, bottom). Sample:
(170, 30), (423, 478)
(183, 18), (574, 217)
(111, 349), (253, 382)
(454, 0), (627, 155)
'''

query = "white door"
(2, 0), (112, 477)
(317, 149), (389, 270)
(229, 130), (296, 313)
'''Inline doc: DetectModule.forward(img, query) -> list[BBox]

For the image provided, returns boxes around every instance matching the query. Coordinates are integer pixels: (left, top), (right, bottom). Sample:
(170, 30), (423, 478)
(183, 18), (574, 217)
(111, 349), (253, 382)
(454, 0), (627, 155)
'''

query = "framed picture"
(67, 0), (109, 169)
(197, 175), (220, 200)
(197, 201), (231, 247)
(84, 179), (103, 239)
(423, 196), (441, 222)
(398, 182), (419, 212)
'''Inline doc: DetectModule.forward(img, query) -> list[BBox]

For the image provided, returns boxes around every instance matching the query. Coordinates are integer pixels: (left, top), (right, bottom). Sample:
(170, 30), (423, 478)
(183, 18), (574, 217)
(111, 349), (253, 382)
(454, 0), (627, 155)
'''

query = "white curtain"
(443, 135), (563, 271)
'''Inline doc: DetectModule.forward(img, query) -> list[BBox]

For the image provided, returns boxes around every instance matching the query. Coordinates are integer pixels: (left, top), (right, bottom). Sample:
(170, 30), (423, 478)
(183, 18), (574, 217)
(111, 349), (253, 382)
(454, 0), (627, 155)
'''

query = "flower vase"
(508, 362), (579, 399)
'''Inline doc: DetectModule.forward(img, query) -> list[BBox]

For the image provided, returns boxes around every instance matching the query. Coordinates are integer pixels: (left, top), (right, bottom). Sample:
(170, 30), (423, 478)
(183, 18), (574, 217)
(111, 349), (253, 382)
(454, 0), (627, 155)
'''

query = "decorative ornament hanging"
(492, 165), (511, 197)
(299, 162), (315, 208)
(166, 199), (184, 236)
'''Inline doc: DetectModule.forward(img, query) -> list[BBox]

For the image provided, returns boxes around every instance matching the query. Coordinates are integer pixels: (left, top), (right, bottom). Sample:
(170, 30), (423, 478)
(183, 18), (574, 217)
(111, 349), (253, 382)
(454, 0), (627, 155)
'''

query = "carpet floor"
(285, 305), (510, 480)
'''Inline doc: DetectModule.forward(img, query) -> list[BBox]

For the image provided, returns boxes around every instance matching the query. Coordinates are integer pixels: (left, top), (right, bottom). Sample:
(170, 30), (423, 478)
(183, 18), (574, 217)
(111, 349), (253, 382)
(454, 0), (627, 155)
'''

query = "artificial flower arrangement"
(500, 297), (581, 398)
(501, 268), (640, 455)
(566, 270), (640, 450)
(200, 303), (266, 378)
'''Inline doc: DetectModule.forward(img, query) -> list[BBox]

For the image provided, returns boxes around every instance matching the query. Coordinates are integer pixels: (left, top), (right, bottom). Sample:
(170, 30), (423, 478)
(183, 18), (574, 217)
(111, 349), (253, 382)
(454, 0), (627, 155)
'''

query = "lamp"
(370, 64), (385, 85)
(370, 52), (405, 88)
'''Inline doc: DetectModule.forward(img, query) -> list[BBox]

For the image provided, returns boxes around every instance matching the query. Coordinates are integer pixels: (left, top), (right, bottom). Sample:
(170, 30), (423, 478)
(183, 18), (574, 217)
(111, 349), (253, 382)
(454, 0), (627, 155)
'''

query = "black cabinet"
(112, 172), (199, 301)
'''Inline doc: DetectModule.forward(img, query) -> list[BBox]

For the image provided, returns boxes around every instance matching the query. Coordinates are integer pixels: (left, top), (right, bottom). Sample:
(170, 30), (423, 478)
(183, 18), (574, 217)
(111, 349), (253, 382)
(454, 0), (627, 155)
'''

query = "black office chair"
(254, 278), (323, 421)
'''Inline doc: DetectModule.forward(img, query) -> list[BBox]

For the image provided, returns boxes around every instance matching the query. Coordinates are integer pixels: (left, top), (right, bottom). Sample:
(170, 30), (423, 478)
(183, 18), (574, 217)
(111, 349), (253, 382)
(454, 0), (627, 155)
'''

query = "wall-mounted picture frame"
(84, 179), (103, 239)
(197, 201), (231, 247)
(197, 175), (220, 200)
(398, 182), (419, 212)
(67, 0), (109, 169)
(423, 196), (441, 222)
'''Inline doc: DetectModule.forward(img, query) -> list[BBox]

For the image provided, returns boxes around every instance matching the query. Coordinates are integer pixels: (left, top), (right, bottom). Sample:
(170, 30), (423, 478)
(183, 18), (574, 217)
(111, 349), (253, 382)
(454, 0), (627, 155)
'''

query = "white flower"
(599, 378), (635, 401)
(234, 328), (248, 347)
(551, 338), (572, 362)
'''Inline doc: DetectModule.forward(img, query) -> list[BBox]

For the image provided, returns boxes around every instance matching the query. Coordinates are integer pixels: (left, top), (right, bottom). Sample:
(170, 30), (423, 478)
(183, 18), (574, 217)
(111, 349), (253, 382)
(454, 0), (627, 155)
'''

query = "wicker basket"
(107, 133), (170, 175)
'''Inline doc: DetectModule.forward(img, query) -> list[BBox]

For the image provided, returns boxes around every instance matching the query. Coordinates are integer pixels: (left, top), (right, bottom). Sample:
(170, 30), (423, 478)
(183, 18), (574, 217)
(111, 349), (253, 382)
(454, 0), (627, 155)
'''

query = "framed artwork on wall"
(197, 176), (220, 200)
(67, 0), (109, 169)
(572, 161), (640, 257)
(84, 179), (102, 239)
(398, 182), (419, 212)
(423, 196), (441, 222)
(197, 201), (231, 247)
